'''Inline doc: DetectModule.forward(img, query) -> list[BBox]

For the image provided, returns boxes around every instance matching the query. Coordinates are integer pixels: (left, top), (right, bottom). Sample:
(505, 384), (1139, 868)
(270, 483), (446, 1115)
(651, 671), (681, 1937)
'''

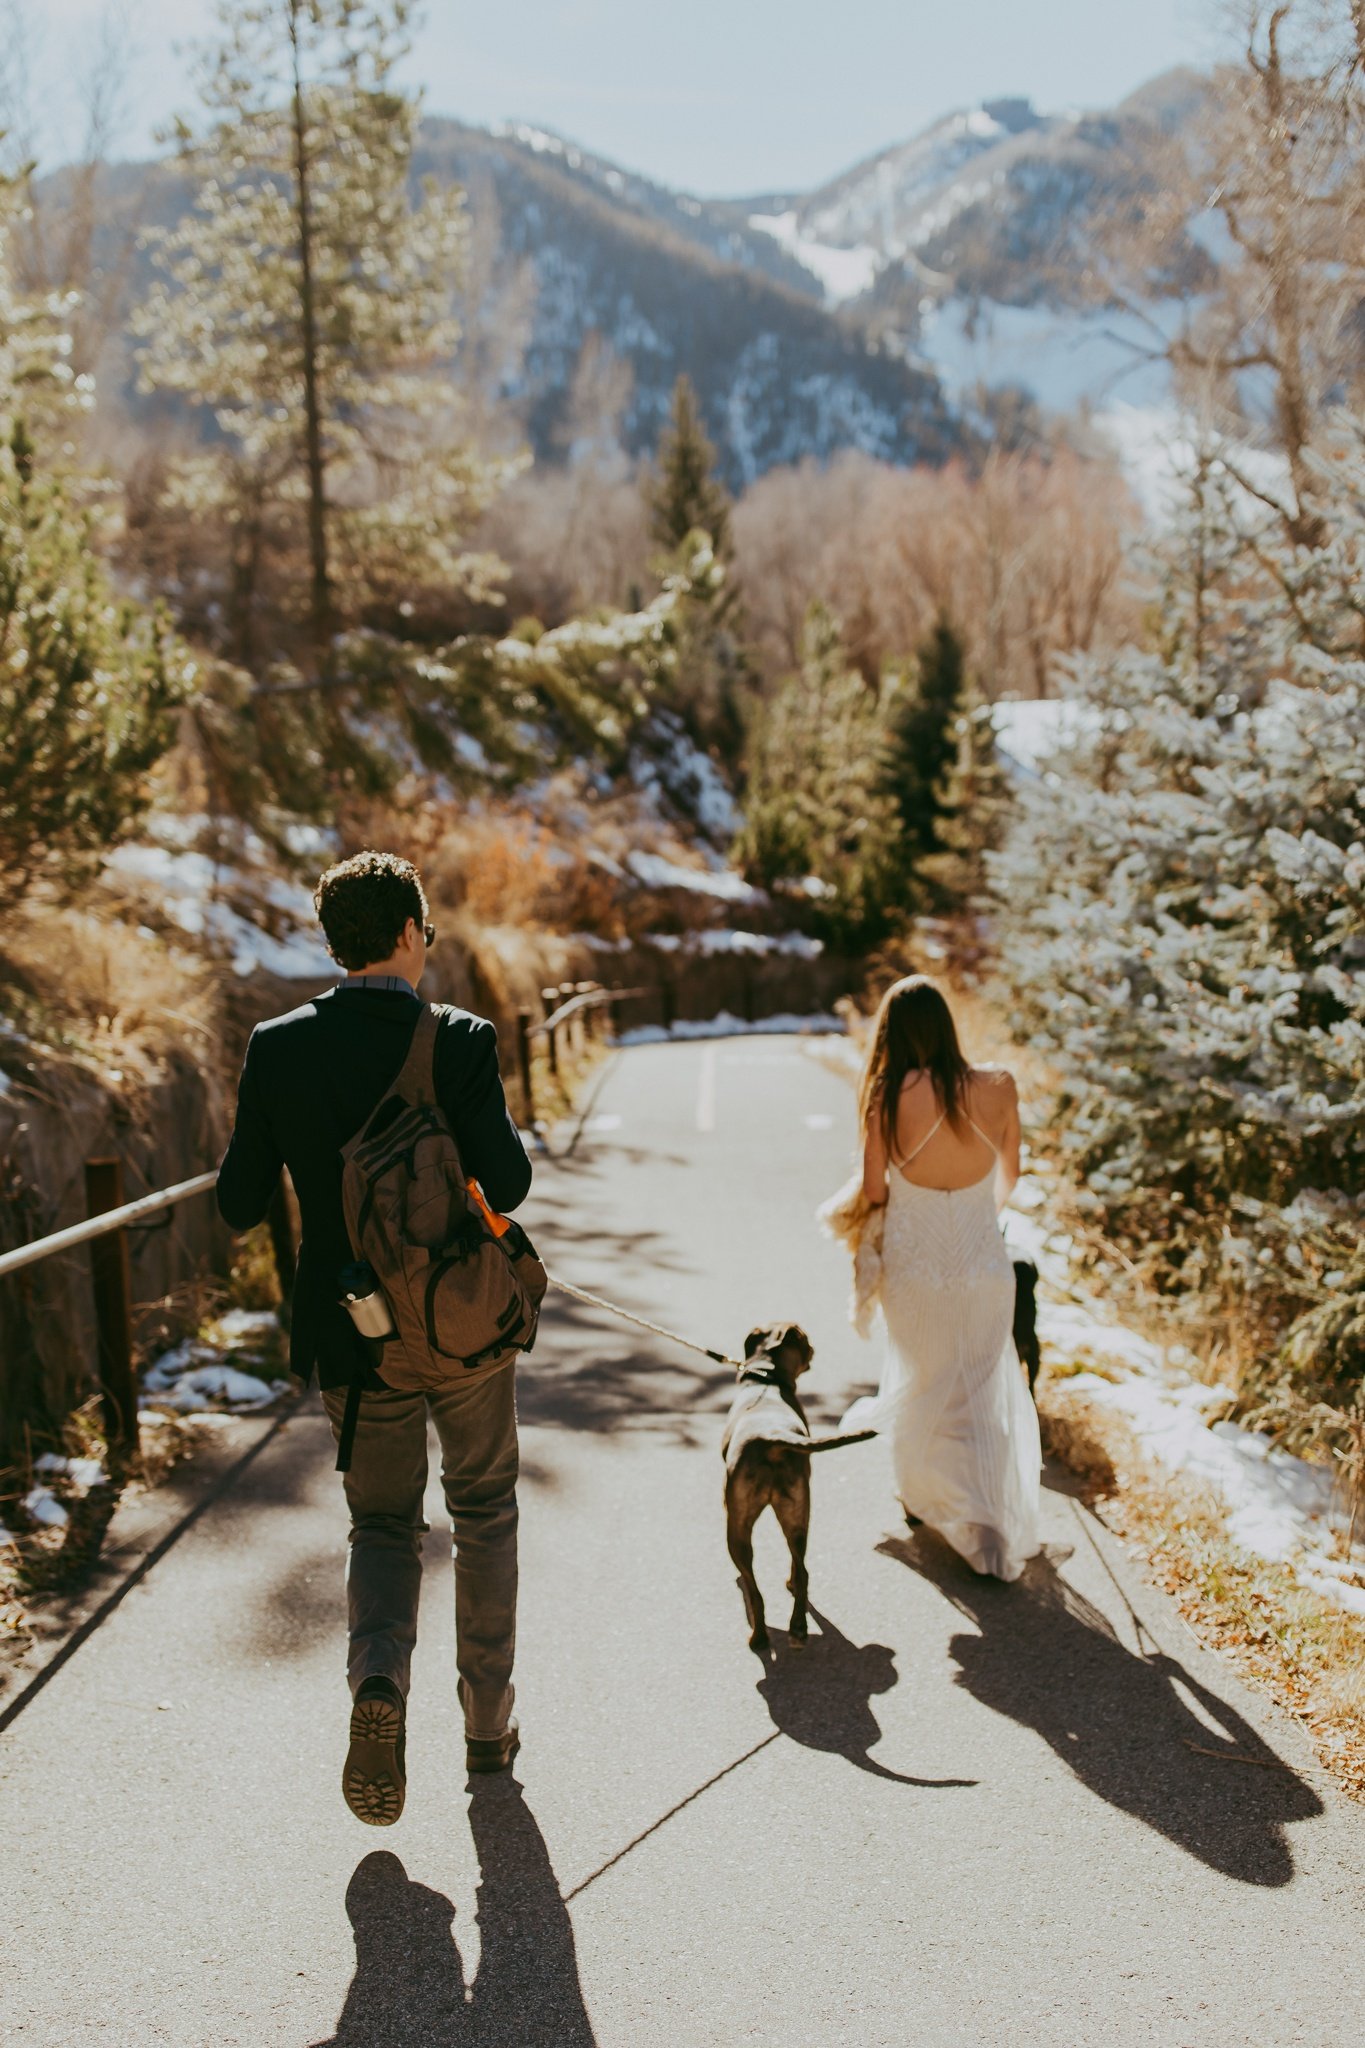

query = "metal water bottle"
(339, 1261), (396, 1340)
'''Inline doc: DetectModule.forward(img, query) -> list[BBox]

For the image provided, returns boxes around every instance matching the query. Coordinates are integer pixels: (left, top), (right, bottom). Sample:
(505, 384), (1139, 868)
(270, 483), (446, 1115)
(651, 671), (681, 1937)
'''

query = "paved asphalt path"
(3, 1036), (1364, 2047)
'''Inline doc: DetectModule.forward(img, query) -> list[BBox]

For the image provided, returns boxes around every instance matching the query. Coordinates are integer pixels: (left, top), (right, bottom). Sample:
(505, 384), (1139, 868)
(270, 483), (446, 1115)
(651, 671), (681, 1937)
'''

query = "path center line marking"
(696, 1043), (717, 1132)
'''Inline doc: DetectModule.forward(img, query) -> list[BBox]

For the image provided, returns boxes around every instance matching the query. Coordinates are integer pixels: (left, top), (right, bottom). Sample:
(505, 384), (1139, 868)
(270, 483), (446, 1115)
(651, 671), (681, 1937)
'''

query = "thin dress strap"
(966, 1114), (999, 1157)
(891, 1112), (944, 1170)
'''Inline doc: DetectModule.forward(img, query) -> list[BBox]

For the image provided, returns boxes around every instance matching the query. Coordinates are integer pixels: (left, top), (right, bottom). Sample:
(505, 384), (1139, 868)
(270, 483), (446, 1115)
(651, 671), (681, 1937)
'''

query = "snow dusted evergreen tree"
(646, 375), (749, 762)
(993, 431), (1365, 1417)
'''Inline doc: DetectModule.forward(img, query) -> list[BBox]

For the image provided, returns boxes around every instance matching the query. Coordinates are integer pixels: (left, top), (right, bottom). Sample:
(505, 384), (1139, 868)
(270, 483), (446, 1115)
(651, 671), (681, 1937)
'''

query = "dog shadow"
(314, 1783), (596, 2045)
(754, 1604), (977, 1789)
(881, 1531), (1323, 1886)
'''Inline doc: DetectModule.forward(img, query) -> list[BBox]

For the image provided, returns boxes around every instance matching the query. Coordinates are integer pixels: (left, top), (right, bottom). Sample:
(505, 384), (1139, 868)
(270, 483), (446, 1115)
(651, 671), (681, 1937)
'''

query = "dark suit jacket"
(216, 987), (532, 1390)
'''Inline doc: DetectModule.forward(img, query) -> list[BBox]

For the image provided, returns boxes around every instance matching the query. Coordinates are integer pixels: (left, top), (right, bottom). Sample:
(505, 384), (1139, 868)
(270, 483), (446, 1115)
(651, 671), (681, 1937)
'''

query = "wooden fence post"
(85, 1158), (138, 1458)
(541, 986), (558, 1076)
(517, 1009), (535, 1124)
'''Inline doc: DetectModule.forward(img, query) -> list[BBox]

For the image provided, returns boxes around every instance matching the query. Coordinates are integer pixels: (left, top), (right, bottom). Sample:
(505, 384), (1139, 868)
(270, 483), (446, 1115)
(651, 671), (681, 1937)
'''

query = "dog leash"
(544, 1272), (746, 1372)
(544, 1271), (874, 1450)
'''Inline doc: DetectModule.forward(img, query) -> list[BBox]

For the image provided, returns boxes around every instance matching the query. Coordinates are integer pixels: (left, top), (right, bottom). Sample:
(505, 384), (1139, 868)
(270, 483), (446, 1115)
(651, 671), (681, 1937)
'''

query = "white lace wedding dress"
(843, 1112), (1042, 1582)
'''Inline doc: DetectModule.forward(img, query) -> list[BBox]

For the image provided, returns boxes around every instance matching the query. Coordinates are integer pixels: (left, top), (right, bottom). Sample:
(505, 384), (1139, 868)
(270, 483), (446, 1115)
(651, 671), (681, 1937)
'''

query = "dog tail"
(802, 1428), (878, 1455)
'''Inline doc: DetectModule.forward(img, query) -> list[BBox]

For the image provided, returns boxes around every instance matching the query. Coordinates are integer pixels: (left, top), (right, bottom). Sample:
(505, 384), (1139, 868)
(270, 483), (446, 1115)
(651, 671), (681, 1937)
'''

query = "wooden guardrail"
(515, 981), (648, 1125)
(0, 1165), (224, 1454)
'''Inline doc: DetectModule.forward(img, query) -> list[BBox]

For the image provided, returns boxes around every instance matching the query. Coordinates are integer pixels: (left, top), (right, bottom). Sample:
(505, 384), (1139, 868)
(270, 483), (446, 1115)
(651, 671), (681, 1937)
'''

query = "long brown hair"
(857, 975), (972, 1153)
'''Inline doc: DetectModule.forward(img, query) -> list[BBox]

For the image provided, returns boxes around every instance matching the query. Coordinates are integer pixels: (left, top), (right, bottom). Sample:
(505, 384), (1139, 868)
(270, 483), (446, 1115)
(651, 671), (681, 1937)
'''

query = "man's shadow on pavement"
(880, 1531), (1323, 1886)
(755, 1604), (977, 1788)
(317, 1782), (596, 2046)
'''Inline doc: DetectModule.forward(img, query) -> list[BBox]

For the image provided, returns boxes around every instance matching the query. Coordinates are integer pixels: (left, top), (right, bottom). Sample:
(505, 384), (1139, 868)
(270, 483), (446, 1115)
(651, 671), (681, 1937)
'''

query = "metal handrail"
(528, 986), (648, 1039)
(0, 1171), (222, 1281)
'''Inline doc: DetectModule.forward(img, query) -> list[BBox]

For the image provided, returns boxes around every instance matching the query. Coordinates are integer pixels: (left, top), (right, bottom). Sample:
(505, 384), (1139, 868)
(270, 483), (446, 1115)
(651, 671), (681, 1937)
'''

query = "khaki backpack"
(335, 1006), (544, 1467)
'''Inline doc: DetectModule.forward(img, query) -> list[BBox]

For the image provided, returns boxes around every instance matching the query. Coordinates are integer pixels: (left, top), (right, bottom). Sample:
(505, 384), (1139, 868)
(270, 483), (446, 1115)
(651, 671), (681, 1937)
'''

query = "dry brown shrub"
(732, 444), (1142, 696)
(420, 814), (618, 933)
(0, 898), (219, 1076)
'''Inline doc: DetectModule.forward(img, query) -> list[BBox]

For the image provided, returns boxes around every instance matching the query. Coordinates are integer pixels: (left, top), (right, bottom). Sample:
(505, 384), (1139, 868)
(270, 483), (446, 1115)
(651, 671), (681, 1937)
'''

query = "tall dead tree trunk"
(288, 1), (333, 664)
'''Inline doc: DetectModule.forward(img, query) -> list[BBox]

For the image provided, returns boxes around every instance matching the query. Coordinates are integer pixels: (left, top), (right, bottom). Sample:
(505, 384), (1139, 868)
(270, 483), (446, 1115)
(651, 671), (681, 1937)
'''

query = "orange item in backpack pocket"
(466, 1178), (512, 1238)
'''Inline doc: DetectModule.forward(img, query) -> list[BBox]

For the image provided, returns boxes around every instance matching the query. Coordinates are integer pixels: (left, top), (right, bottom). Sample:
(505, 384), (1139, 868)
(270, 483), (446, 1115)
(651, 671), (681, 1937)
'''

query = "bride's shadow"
(880, 1532), (1322, 1887)
(315, 1781), (596, 2045)
(755, 1604), (977, 1788)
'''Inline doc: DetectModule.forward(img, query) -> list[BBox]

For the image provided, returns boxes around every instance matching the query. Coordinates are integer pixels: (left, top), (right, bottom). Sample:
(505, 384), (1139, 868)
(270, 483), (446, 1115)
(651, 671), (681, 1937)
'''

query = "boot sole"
(344, 1694), (406, 1826)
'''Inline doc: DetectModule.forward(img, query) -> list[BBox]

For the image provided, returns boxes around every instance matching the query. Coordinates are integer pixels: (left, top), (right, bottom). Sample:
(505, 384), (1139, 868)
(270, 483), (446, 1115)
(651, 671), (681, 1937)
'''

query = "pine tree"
(644, 376), (750, 761)
(649, 374), (732, 557)
(992, 422), (1365, 1421)
(879, 617), (967, 878)
(133, 0), (506, 663)
(736, 603), (905, 948)
(0, 175), (187, 904)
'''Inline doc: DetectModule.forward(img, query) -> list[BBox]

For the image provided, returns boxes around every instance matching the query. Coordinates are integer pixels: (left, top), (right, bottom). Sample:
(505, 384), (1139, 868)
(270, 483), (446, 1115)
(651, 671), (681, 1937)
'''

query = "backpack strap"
(335, 1365), (364, 1474)
(391, 1003), (440, 1108)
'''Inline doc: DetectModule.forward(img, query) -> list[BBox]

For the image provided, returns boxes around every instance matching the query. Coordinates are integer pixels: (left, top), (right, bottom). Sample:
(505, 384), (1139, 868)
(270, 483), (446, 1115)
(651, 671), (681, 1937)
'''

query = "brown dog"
(722, 1323), (872, 1653)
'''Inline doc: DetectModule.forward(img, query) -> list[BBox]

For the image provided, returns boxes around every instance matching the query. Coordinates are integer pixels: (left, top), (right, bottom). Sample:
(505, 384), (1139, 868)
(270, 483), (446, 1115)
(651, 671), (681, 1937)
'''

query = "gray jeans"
(322, 1366), (518, 1738)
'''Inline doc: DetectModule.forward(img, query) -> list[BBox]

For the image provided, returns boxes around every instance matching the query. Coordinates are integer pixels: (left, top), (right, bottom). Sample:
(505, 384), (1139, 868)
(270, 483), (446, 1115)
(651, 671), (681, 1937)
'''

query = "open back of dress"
(846, 1103), (1041, 1581)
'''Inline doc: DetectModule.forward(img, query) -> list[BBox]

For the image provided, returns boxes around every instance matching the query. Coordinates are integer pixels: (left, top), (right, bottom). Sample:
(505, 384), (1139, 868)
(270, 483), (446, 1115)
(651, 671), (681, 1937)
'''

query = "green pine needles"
(993, 429), (1365, 1435)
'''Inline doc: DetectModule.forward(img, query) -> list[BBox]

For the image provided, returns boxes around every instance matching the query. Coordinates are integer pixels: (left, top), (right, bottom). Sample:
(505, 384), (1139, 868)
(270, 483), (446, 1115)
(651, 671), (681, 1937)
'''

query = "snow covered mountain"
(734, 71), (1211, 419)
(417, 119), (959, 487)
(426, 71), (1208, 480)
(55, 71), (1208, 491)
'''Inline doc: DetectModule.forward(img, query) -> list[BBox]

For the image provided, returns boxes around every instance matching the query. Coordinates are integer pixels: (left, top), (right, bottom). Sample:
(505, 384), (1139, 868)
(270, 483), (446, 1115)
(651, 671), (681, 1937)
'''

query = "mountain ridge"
(38, 69), (1206, 486)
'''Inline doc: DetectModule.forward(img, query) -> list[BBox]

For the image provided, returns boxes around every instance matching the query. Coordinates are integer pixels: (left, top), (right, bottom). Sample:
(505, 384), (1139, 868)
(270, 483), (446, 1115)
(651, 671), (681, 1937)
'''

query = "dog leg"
(774, 1476), (810, 1645)
(726, 1513), (767, 1652)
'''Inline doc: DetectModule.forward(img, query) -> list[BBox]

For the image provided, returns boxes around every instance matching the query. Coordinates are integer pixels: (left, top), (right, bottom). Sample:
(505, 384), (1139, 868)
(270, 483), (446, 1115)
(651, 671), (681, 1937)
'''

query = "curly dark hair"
(314, 850), (428, 972)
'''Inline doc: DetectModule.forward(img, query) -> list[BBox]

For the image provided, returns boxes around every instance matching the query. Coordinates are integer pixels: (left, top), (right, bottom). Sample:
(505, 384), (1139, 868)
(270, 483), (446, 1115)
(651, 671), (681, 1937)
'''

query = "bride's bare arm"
(863, 1095), (889, 1205)
(994, 1072), (1021, 1208)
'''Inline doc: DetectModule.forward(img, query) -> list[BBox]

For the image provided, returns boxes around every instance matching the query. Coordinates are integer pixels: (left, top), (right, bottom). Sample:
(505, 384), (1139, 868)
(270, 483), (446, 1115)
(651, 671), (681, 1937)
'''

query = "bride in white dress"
(836, 976), (1041, 1582)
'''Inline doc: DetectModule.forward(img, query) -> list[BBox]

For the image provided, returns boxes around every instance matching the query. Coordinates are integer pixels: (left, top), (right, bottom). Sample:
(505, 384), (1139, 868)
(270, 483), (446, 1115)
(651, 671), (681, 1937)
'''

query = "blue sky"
(21, 0), (1221, 195)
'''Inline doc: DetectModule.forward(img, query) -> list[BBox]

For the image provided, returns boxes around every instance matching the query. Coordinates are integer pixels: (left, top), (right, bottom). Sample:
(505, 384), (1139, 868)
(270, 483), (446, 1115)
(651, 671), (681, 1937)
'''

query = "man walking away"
(217, 851), (532, 1823)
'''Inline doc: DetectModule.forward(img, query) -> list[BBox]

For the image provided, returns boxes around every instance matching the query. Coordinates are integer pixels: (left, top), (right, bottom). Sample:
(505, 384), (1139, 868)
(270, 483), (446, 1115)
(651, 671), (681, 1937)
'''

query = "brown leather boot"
(343, 1675), (406, 1825)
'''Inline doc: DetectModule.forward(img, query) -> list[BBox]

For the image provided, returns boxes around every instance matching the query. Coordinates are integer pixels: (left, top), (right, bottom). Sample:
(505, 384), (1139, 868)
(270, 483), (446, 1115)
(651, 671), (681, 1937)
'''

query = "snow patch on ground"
(932, 1160), (1364, 1612)
(747, 210), (880, 303)
(1036, 1265), (1365, 1610)
(105, 838), (335, 982)
(625, 850), (764, 905)
(32, 1453), (107, 1496)
(23, 1486), (69, 1530)
(1065, 1369), (1350, 1576)
(692, 928), (824, 959)
(628, 715), (744, 842)
(141, 1309), (289, 1414)
(1096, 401), (1293, 527)
(920, 298), (1178, 416)
(620, 1010), (845, 1045)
